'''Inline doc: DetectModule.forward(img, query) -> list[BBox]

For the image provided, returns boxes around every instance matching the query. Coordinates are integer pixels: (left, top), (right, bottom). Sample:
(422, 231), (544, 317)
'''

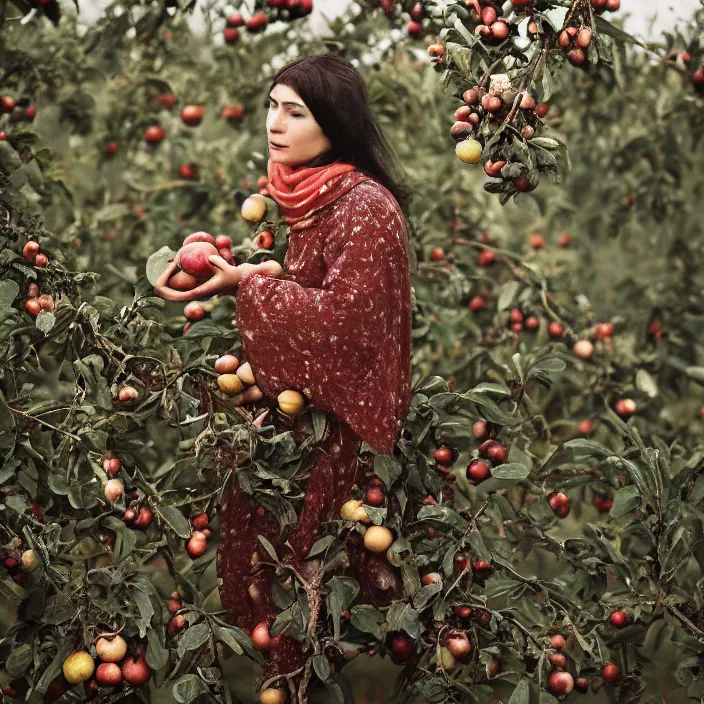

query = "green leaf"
(508, 679), (531, 704)
(0, 280), (19, 319)
(386, 601), (421, 641)
(133, 589), (155, 638)
(327, 577), (360, 642)
(594, 15), (644, 46)
(373, 454), (402, 489)
(497, 281), (520, 312)
(609, 485), (641, 518)
(530, 138), (560, 150)
(350, 605), (384, 639)
(147, 628), (169, 671)
(491, 463), (530, 480)
(636, 369), (658, 398)
(685, 367), (704, 384)
(157, 505), (191, 539)
(564, 438), (611, 459)
(6, 642), (32, 677)
(177, 622), (210, 658)
(35, 310), (56, 333)
(173, 674), (206, 704)
(146, 246), (176, 286)
(307, 535), (336, 559)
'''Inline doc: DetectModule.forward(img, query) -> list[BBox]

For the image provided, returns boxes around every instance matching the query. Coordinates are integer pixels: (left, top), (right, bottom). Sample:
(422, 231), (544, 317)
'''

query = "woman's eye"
(292, 113), (303, 118)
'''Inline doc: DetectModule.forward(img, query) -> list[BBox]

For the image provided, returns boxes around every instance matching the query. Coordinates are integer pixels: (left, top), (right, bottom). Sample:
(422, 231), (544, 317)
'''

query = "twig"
(7, 406), (82, 442)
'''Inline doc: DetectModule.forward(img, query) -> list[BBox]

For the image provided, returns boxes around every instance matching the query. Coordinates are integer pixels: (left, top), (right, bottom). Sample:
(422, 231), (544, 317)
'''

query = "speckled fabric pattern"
(236, 172), (412, 455)
(216, 171), (412, 678)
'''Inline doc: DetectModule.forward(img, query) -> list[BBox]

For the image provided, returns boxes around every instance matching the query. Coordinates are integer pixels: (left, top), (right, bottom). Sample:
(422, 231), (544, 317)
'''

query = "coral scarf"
(266, 159), (357, 224)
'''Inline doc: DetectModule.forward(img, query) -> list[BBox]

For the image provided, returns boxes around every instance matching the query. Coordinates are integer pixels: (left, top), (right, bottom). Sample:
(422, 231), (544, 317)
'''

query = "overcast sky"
(74, 0), (702, 41)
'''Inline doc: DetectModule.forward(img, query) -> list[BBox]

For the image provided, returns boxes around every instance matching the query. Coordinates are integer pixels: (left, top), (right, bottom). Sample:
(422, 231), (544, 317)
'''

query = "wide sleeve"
(235, 184), (412, 455)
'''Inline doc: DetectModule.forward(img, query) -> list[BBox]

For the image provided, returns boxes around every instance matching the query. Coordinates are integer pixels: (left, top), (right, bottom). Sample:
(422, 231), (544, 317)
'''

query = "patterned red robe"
(217, 170), (412, 676)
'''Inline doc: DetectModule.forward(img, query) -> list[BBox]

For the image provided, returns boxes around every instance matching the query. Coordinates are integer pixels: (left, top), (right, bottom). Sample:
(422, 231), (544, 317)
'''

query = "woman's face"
(266, 83), (333, 168)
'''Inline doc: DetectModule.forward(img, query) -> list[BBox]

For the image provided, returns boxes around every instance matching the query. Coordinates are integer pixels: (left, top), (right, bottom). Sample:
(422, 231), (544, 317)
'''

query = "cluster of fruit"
(2, 547), (39, 587)
(21, 239), (49, 269)
(0, 95), (37, 137)
(668, 50), (704, 91)
(453, 79), (550, 193)
(186, 512), (212, 558)
(558, 25), (594, 67)
(53, 636), (150, 699)
(432, 418), (507, 487)
(591, 0), (621, 13)
(222, 0), (313, 44)
(546, 629), (624, 694)
(466, 0), (511, 46)
(22, 282), (54, 319)
(103, 93), (244, 160)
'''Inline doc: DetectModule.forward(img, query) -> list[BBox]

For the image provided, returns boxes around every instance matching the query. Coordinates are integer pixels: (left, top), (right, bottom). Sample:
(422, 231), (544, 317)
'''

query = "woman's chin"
(269, 151), (295, 165)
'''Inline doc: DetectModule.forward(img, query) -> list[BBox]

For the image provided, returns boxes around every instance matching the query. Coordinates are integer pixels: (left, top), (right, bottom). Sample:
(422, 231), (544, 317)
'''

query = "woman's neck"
(298, 150), (337, 169)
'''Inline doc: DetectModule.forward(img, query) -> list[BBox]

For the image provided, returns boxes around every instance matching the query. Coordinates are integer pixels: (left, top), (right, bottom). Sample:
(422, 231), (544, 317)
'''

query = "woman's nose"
(269, 112), (286, 132)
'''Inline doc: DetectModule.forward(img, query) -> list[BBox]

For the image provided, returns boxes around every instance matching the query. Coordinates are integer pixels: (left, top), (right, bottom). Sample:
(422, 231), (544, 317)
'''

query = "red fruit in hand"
(215, 235), (233, 250)
(176, 242), (218, 278)
(169, 271), (200, 291)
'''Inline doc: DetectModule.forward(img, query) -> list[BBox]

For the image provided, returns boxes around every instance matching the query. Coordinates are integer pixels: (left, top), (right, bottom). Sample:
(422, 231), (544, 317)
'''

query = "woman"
(154, 54), (413, 679)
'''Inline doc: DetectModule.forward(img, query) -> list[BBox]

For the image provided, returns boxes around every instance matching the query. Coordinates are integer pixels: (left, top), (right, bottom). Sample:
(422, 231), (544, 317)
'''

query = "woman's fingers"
(208, 255), (232, 271)
(154, 259), (180, 289)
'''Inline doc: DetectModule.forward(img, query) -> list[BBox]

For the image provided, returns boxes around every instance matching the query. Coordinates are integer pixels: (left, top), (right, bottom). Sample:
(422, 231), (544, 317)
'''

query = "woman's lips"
(269, 142), (288, 149)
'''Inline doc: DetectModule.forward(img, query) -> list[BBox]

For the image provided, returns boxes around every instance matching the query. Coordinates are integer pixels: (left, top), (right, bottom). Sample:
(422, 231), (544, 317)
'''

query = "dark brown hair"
(268, 53), (413, 217)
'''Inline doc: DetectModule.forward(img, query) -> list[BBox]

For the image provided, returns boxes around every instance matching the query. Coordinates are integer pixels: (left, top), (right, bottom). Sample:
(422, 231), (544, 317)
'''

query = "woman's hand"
(153, 257), (284, 302)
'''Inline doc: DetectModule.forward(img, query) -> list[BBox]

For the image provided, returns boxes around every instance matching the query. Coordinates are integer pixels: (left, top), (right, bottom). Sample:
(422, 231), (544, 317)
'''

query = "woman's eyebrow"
(268, 94), (306, 109)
